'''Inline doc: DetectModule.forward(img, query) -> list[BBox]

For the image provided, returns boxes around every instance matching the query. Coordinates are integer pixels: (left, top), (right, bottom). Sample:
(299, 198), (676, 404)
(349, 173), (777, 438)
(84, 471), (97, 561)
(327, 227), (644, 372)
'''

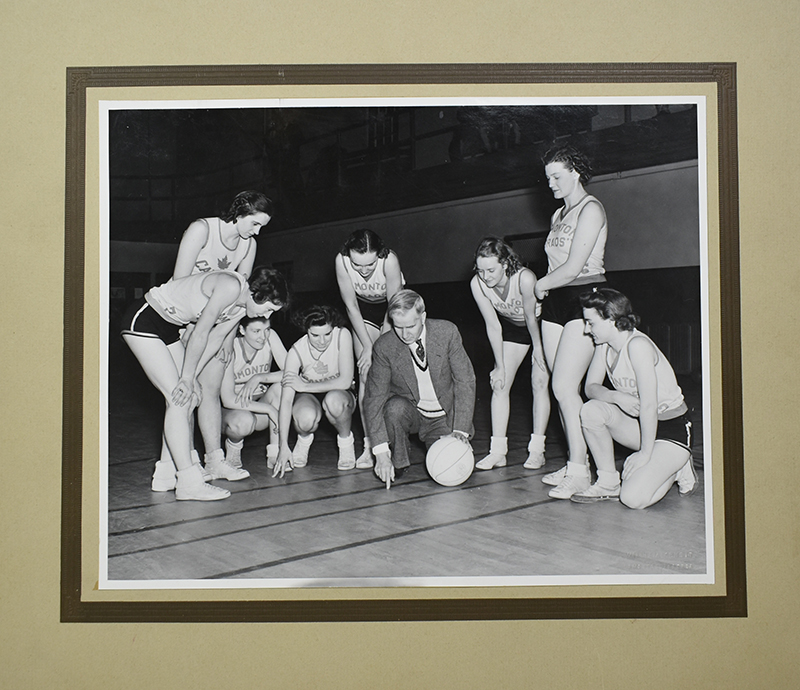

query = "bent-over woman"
(335, 229), (404, 469)
(470, 237), (550, 470)
(120, 267), (289, 501)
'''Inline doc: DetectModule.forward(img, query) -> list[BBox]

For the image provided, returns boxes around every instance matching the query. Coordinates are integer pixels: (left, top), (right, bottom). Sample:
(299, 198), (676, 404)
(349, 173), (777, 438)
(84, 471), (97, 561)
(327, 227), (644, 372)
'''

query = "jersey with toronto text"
(341, 252), (404, 304)
(477, 270), (527, 325)
(602, 330), (685, 419)
(545, 194), (607, 279)
(230, 335), (274, 391)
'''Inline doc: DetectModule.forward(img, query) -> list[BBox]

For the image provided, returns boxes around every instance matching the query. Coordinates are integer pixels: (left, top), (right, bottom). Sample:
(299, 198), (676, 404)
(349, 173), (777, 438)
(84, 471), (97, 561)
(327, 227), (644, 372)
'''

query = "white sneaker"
(523, 451), (546, 470)
(175, 465), (231, 501)
(266, 445), (292, 472)
(291, 435), (313, 468)
(541, 464), (567, 486)
(355, 447), (374, 469)
(176, 481), (231, 501)
(205, 451), (250, 481)
(475, 453), (507, 470)
(225, 439), (243, 469)
(151, 459), (177, 492)
(676, 457), (698, 496)
(338, 444), (357, 471)
(190, 450), (212, 482)
(570, 482), (620, 503)
(548, 473), (591, 500)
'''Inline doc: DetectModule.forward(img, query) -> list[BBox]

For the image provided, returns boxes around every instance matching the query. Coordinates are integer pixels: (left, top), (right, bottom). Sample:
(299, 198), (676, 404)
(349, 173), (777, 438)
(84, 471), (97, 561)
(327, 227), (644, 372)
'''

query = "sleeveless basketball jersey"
(145, 270), (247, 326)
(545, 194), (607, 278)
(340, 252), (404, 304)
(230, 336), (274, 391)
(603, 330), (685, 418)
(191, 218), (254, 275)
(293, 327), (343, 384)
(477, 270), (527, 325)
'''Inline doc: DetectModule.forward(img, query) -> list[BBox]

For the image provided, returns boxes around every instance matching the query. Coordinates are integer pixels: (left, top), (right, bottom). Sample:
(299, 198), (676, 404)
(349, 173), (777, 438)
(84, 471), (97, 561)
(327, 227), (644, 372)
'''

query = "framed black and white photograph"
(62, 63), (743, 621)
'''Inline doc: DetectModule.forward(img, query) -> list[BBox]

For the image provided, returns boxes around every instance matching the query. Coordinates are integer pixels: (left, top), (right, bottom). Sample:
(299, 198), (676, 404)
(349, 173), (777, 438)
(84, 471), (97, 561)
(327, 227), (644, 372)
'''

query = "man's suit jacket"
(363, 318), (476, 447)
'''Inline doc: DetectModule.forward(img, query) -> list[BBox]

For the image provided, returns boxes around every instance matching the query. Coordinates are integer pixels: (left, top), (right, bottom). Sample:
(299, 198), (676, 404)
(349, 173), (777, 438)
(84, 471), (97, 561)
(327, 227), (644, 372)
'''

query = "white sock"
(294, 433), (314, 450)
(337, 432), (355, 448)
(597, 469), (621, 488)
(489, 436), (508, 455)
(566, 460), (590, 477)
(204, 448), (225, 464)
(528, 434), (546, 454)
(226, 438), (243, 451)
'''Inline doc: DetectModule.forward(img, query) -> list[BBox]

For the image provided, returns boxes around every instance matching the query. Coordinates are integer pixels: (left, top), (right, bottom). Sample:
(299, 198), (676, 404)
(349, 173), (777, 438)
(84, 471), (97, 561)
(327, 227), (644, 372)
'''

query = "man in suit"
(364, 289), (476, 488)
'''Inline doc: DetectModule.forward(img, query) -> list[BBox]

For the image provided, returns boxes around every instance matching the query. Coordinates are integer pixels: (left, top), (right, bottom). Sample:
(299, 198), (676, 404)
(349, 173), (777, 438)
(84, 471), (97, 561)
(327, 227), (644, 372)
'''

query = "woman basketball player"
(219, 315), (287, 471)
(171, 191), (274, 482)
(173, 190), (272, 280)
(120, 267), (289, 500)
(533, 146), (610, 500)
(470, 237), (550, 470)
(273, 305), (357, 478)
(570, 288), (697, 508)
(335, 229), (404, 469)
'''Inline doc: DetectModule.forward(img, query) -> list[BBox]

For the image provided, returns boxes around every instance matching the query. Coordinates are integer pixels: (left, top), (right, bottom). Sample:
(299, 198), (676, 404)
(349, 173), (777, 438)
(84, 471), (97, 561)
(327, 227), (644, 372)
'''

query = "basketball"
(426, 436), (475, 486)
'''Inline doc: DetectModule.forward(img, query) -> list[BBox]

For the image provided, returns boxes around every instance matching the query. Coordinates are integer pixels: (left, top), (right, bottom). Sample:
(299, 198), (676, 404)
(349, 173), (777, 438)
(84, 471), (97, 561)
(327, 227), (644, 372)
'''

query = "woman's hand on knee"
(532, 349), (548, 375)
(172, 377), (198, 407)
(622, 450), (651, 481)
(357, 346), (373, 379)
(489, 365), (506, 391)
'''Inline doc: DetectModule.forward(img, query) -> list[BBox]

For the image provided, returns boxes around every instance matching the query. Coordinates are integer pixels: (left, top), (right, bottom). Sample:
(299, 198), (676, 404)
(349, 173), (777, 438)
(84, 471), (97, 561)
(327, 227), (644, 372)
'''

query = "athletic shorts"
(656, 413), (693, 451)
(120, 298), (182, 345)
(500, 317), (532, 345)
(356, 298), (387, 330)
(541, 279), (607, 326)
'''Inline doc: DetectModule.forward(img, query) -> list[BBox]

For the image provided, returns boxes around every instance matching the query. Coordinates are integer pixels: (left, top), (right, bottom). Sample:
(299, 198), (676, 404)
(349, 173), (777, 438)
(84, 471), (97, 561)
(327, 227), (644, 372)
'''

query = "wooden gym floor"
(104, 332), (708, 586)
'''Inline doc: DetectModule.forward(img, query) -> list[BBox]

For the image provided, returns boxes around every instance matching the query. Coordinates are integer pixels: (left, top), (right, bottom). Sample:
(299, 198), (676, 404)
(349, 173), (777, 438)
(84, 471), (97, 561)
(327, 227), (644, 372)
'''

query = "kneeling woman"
(273, 306), (357, 477)
(219, 315), (288, 471)
(570, 288), (697, 508)
(120, 267), (289, 501)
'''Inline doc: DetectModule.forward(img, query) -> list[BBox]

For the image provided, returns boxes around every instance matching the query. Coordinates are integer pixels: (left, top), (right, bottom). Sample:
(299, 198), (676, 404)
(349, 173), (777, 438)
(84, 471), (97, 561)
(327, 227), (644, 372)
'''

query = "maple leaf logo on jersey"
(217, 256), (231, 270)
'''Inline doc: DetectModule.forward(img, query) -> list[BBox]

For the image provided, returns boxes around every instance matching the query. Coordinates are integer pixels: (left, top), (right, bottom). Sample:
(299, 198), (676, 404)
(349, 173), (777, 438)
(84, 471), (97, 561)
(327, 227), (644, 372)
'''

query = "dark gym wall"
(254, 159), (699, 292)
(109, 160), (699, 289)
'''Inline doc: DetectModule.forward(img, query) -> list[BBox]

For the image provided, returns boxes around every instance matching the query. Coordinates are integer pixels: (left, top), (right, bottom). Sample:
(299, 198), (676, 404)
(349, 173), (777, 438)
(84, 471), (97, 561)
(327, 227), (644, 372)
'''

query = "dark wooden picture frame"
(62, 63), (744, 622)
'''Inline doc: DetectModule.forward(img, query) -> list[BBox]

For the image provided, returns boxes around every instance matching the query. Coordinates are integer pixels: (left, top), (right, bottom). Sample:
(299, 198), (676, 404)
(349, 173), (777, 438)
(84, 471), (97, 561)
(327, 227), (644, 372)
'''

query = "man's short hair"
(387, 289), (425, 319)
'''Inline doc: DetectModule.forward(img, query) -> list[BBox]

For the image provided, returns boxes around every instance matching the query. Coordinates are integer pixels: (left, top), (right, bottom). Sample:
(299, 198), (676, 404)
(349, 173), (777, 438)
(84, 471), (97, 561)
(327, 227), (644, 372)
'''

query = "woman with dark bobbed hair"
(273, 305), (357, 477)
(534, 146), (610, 499)
(570, 288), (697, 508)
(173, 190), (274, 280)
(120, 267), (289, 501)
(470, 237), (550, 470)
(335, 229), (405, 469)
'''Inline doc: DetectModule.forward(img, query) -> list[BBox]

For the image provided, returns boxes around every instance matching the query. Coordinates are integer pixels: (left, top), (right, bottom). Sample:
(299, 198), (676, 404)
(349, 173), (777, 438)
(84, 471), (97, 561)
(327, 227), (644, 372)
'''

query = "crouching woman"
(571, 288), (698, 508)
